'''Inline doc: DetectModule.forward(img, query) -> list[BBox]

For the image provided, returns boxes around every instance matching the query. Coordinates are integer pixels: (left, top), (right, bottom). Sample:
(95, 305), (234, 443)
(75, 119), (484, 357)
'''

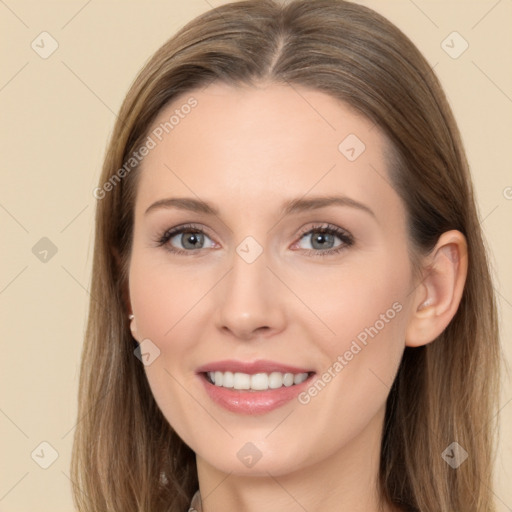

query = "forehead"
(135, 82), (403, 223)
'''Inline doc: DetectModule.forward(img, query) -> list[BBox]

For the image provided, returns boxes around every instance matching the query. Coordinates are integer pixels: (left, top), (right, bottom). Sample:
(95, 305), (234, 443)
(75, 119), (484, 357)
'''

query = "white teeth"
(222, 371), (234, 388)
(251, 373), (268, 390)
(294, 373), (308, 385)
(268, 372), (283, 389)
(233, 372), (251, 389)
(207, 371), (310, 390)
(283, 373), (294, 386)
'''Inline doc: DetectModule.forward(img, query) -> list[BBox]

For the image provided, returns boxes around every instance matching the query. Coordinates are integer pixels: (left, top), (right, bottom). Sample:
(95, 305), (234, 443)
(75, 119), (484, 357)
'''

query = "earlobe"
(405, 230), (468, 348)
(129, 314), (140, 342)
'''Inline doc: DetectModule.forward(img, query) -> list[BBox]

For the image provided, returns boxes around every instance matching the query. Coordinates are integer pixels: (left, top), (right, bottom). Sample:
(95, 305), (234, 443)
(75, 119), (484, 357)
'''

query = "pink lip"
(196, 359), (313, 374)
(195, 359), (315, 415)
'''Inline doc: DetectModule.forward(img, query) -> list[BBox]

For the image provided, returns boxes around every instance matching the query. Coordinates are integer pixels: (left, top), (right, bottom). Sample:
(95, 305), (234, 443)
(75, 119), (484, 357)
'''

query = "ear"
(405, 230), (468, 347)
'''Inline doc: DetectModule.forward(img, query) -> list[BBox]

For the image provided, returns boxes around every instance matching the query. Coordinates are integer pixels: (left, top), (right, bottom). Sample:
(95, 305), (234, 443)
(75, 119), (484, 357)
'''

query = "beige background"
(1, 0), (511, 510)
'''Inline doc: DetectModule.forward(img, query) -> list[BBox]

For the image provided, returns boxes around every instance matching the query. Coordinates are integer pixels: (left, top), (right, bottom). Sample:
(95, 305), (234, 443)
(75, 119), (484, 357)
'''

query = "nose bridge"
(215, 238), (285, 339)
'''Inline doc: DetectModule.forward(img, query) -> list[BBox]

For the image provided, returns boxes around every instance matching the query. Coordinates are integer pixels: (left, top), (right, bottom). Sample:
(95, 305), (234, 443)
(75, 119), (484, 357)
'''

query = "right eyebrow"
(145, 197), (218, 216)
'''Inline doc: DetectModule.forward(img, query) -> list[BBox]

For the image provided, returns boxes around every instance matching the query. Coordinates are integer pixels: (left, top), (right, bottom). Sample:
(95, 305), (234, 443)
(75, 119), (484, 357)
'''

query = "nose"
(215, 244), (287, 341)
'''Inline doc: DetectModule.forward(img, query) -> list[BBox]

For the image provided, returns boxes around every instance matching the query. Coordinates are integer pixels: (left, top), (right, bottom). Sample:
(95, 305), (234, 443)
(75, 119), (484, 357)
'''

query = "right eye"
(156, 224), (217, 255)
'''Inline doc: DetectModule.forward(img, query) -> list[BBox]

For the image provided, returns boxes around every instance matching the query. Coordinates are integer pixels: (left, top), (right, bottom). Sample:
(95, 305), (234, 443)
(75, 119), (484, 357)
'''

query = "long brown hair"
(70, 1), (501, 510)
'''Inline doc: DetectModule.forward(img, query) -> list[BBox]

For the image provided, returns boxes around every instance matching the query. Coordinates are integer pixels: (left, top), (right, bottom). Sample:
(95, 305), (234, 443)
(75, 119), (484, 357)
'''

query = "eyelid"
(295, 222), (353, 242)
(160, 222), (214, 240)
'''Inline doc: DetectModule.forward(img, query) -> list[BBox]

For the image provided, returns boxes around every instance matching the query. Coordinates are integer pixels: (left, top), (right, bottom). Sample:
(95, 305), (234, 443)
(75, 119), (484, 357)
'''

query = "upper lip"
(196, 359), (314, 375)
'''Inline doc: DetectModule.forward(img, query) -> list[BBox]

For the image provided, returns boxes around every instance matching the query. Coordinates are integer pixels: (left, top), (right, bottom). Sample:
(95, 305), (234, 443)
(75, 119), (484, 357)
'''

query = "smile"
(205, 371), (310, 390)
(196, 360), (316, 414)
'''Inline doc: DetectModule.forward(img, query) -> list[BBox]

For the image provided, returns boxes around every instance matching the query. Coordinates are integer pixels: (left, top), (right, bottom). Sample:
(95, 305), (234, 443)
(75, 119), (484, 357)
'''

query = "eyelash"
(154, 222), (354, 257)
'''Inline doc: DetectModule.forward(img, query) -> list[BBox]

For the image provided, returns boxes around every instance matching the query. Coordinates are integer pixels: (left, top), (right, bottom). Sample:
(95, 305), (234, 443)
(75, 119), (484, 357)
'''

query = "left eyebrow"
(281, 195), (376, 219)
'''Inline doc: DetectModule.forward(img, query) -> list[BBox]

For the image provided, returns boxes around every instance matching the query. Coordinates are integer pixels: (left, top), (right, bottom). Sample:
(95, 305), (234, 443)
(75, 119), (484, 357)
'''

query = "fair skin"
(127, 82), (467, 512)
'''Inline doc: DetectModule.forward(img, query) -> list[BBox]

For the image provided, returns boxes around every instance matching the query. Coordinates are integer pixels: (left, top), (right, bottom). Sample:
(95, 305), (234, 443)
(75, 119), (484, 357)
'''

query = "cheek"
(128, 253), (217, 441)
(294, 247), (410, 409)
(291, 246), (410, 348)
(128, 251), (212, 343)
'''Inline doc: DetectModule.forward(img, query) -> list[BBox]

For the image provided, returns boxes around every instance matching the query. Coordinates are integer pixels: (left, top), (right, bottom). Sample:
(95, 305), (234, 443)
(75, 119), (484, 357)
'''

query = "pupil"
(312, 232), (333, 250)
(183, 232), (203, 249)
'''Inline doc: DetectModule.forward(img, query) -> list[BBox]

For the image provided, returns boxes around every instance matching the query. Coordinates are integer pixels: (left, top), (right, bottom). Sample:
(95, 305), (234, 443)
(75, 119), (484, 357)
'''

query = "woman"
(71, 1), (501, 510)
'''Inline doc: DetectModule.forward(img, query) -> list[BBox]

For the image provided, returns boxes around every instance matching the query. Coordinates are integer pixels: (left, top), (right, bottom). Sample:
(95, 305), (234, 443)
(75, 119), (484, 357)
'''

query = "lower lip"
(198, 373), (314, 415)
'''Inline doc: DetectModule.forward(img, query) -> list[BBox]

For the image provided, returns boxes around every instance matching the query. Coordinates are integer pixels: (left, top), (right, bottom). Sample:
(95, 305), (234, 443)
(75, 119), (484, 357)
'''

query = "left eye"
(294, 226), (353, 254)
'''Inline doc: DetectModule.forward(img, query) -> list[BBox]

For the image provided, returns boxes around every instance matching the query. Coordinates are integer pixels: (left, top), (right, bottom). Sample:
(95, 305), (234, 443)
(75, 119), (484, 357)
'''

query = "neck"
(195, 404), (398, 512)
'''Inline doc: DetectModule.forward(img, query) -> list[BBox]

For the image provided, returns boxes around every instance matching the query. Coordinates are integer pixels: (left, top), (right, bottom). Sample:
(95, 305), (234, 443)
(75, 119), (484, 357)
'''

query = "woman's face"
(128, 82), (417, 477)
